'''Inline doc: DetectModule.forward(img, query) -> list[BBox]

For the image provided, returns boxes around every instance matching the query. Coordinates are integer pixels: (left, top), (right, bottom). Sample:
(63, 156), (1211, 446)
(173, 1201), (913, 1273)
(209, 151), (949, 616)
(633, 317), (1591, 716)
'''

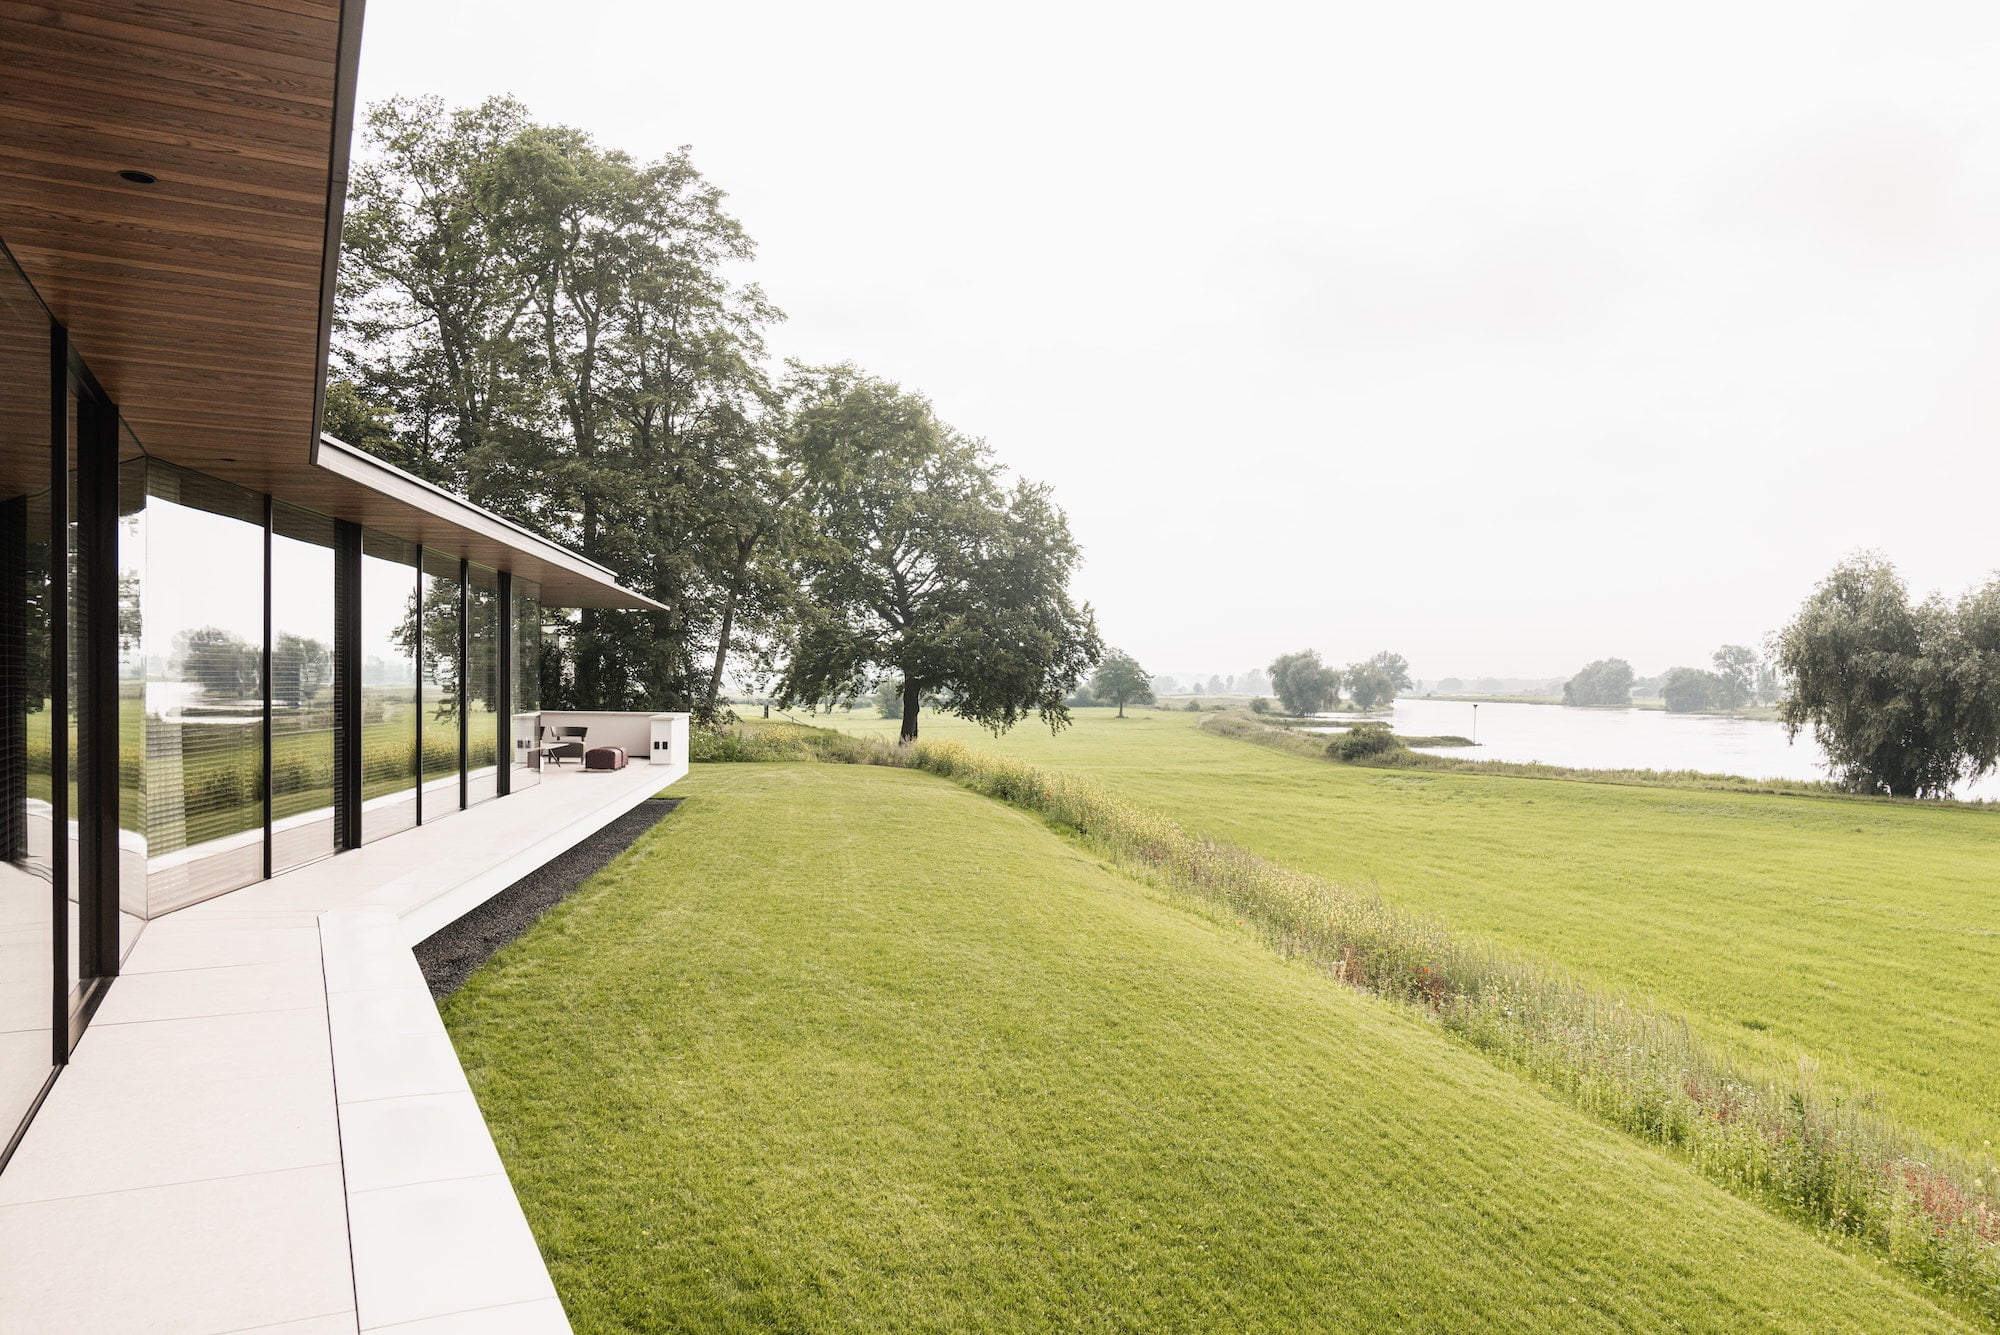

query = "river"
(1305, 698), (2000, 801)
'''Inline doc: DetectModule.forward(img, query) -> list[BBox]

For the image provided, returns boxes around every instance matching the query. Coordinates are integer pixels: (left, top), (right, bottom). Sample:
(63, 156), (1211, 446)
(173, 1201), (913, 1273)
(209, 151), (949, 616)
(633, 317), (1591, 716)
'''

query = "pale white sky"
(356, 1), (2000, 683)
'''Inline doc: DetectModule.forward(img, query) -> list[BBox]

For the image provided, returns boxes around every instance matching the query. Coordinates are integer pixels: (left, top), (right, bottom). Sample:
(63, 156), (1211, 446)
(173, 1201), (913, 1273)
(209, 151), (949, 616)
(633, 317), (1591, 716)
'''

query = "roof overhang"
(0, 0), (361, 472)
(312, 433), (665, 610)
(0, 2), (657, 610)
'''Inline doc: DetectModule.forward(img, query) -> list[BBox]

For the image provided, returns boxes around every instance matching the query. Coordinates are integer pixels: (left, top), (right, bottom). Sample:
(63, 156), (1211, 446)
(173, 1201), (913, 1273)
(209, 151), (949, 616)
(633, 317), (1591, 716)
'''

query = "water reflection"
(1308, 699), (2000, 801)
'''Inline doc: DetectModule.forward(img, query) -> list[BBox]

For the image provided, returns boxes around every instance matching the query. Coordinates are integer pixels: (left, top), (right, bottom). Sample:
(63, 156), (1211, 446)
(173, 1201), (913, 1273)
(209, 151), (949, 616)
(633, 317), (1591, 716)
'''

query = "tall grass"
(699, 720), (2000, 1321)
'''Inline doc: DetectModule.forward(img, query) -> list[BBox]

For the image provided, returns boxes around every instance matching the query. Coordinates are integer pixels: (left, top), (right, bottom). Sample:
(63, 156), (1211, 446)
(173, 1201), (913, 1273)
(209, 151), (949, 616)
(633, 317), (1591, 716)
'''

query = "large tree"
(1660, 666), (1716, 714)
(771, 371), (1101, 742)
(1345, 650), (1411, 711)
(1562, 658), (1633, 708)
(1090, 650), (1155, 718)
(336, 96), (784, 720)
(1268, 650), (1342, 716)
(1774, 554), (2000, 797)
(1711, 644), (1759, 710)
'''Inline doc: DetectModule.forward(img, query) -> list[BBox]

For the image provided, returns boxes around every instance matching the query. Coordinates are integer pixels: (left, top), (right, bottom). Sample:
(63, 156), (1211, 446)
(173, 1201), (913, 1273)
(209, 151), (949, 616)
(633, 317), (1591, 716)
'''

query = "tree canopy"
(1090, 651), (1155, 718)
(335, 98), (1099, 735)
(1345, 651), (1411, 711)
(1269, 650), (1342, 716)
(337, 96), (788, 720)
(1774, 554), (2000, 798)
(1710, 645), (1759, 710)
(769, 371), (1101, 742)
(1562, 658), (1633, 708)
(1660, 666), (1716, 713)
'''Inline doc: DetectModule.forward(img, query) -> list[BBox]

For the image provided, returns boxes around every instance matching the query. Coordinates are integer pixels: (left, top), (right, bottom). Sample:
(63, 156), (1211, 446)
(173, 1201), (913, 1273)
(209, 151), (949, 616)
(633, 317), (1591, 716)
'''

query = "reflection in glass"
(62, 384), (78, 1010)
(0, 250), (55, 1148)
(465, 565), (500, 805)
(361, 533), (418, 842)
(116, 458), (144, 954)
(418, 551), (462, 819)
(139, 464), (265, 913)
(510, 579), (541, 790)
(271, 504), (336, 872)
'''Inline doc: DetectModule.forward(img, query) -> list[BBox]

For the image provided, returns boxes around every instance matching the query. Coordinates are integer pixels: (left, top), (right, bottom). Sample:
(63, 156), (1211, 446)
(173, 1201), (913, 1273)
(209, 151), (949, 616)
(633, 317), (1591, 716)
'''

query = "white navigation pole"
(1472, 702), (1479, 745)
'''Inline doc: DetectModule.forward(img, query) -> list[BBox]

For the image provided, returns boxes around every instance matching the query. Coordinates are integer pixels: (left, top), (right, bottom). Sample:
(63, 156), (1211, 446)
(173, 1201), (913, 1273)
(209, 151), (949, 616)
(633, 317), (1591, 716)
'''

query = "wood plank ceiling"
(0, 0), (342, 485)
(0, 2), (656, 607)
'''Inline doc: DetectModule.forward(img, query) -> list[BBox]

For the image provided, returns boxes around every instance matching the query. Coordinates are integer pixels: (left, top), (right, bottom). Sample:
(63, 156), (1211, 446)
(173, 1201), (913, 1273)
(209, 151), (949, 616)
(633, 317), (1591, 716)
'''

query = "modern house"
(0, 4), (682, 1330)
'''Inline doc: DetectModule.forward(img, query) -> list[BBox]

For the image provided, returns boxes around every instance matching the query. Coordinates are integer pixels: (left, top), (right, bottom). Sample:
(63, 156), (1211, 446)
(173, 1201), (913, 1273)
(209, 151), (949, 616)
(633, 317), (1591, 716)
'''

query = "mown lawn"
(444, 762), (1974, 1333)
(827, 708), (2000, 1152)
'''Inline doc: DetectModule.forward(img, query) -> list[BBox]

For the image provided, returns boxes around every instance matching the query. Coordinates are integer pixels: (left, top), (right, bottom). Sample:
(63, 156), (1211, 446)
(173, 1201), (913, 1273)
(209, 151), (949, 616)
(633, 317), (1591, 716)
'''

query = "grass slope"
(444, 762), (1973, 1333)
(824, 709), (2000, 1152)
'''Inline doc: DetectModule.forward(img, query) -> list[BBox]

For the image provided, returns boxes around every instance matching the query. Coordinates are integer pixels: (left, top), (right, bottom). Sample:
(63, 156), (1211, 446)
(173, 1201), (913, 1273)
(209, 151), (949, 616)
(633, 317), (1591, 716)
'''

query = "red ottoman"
(584, 746), (629, 771)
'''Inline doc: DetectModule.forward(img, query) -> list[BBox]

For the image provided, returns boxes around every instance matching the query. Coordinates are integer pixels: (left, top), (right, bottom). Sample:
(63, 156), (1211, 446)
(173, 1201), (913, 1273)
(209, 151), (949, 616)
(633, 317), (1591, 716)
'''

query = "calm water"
(1308, 699), (2000, 801)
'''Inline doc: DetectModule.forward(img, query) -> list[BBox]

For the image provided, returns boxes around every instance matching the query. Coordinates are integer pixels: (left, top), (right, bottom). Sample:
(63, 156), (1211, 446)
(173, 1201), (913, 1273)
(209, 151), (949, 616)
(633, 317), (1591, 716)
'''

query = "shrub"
(1328, 724), (1403, 761)
(1248, 697), (1271, 715)
(1182, 699), (1201, 712)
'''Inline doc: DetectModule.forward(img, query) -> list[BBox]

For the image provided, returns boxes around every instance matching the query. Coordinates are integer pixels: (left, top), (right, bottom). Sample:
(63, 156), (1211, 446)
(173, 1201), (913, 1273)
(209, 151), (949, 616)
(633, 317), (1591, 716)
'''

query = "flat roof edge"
(311, 433), (666, 612)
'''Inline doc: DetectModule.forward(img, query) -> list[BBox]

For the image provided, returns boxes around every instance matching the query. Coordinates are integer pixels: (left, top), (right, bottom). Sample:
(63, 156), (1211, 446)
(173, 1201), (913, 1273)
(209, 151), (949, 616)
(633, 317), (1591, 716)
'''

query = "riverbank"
(1427, 693), (1781, 721)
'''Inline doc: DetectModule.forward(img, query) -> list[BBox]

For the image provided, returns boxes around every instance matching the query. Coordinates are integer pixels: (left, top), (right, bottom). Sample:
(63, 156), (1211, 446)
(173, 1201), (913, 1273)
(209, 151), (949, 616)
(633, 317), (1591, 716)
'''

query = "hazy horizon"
(354, 1), (2000, 683)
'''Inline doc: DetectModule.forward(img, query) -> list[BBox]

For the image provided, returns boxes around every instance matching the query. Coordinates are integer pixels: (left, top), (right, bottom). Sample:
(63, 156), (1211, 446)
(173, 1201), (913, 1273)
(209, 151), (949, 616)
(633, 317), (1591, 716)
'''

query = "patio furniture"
(542, 724), (588, 766)
(584, 745), (628, 771)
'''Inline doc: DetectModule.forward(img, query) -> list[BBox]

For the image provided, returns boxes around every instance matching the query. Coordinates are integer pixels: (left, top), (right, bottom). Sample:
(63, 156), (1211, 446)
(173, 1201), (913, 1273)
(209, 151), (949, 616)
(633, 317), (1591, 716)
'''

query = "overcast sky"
(356, 1), (2000, 682)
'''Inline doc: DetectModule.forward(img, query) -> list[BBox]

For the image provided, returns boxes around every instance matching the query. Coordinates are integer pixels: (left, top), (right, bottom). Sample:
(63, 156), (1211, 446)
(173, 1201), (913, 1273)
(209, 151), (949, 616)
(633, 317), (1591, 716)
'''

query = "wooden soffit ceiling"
(0, 0), (355, 481)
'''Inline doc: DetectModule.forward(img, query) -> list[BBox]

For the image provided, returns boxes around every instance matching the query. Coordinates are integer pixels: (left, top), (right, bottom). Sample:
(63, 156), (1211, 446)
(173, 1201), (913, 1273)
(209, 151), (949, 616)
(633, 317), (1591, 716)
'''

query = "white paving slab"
(0, 758), (684, 1333)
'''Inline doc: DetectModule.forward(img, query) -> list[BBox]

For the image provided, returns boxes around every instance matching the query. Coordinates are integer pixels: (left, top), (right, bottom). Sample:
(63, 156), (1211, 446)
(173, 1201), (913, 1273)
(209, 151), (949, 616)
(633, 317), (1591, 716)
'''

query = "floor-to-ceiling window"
(417, 550), (462, 819)
(360, 533), (419, 843)
(0, 247), (54, 1158)
(465, 564), (500, 806)
(271, 503), (336, 873)
(510, 578), (542, 791)
(137, 464), (266, 914)
(115, 452), (144, 955)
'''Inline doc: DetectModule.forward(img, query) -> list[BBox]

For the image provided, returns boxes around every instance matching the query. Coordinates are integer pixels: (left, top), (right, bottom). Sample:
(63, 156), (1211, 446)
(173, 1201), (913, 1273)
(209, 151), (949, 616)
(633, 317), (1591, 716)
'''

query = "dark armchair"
(542, 724), (588, 766)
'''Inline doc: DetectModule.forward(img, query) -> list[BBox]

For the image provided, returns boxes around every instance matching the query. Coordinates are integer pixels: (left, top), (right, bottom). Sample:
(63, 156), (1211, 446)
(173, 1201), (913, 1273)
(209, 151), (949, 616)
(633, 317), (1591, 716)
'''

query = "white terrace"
(0, 717), (687, 1335)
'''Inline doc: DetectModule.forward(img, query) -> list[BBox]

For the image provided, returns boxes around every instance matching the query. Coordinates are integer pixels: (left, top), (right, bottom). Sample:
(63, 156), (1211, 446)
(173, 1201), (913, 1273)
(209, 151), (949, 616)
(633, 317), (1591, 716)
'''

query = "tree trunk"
(900, 678), (922, 744)
(1117, 699), (1125, 718)
(704, 588), (737, 722)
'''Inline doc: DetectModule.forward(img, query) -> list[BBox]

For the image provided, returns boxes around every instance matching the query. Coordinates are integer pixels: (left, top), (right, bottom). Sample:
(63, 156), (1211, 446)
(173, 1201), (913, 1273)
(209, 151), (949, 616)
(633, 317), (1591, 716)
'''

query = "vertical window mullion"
(332, 520), (361, 852)
(46, 323), (67, 1064)
(458, 558), (468, 811)
(413, 546), (422, 827)
(261, 496), (272, 879)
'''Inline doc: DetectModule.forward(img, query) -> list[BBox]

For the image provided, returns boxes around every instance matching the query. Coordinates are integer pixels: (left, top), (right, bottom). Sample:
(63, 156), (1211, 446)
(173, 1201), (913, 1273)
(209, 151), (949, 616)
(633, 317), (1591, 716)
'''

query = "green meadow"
(444, 763), (1977, 1333)
(823, 706), (2000, 1152)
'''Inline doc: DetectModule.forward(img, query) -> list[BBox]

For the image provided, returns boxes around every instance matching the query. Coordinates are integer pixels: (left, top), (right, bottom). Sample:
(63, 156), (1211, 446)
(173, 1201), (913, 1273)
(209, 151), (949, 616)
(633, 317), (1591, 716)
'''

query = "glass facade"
(465, 565), (500, 806)
(0, 256), (556, 1165)
(271, 504), (337, 874)
(115, 455), (144, 955)
(510, 579), (542, 791)
(360, 532), (418, 844)
(136, 465), (266, 913)
(0, 247), (54, 1155)
(0, 229), (606, 1194)
(417, 550), (461, 819)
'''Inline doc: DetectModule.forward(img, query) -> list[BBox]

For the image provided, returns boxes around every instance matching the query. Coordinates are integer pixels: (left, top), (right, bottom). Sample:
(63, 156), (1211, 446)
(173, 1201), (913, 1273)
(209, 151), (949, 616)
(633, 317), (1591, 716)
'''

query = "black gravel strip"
(415, 797), (683, 999)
